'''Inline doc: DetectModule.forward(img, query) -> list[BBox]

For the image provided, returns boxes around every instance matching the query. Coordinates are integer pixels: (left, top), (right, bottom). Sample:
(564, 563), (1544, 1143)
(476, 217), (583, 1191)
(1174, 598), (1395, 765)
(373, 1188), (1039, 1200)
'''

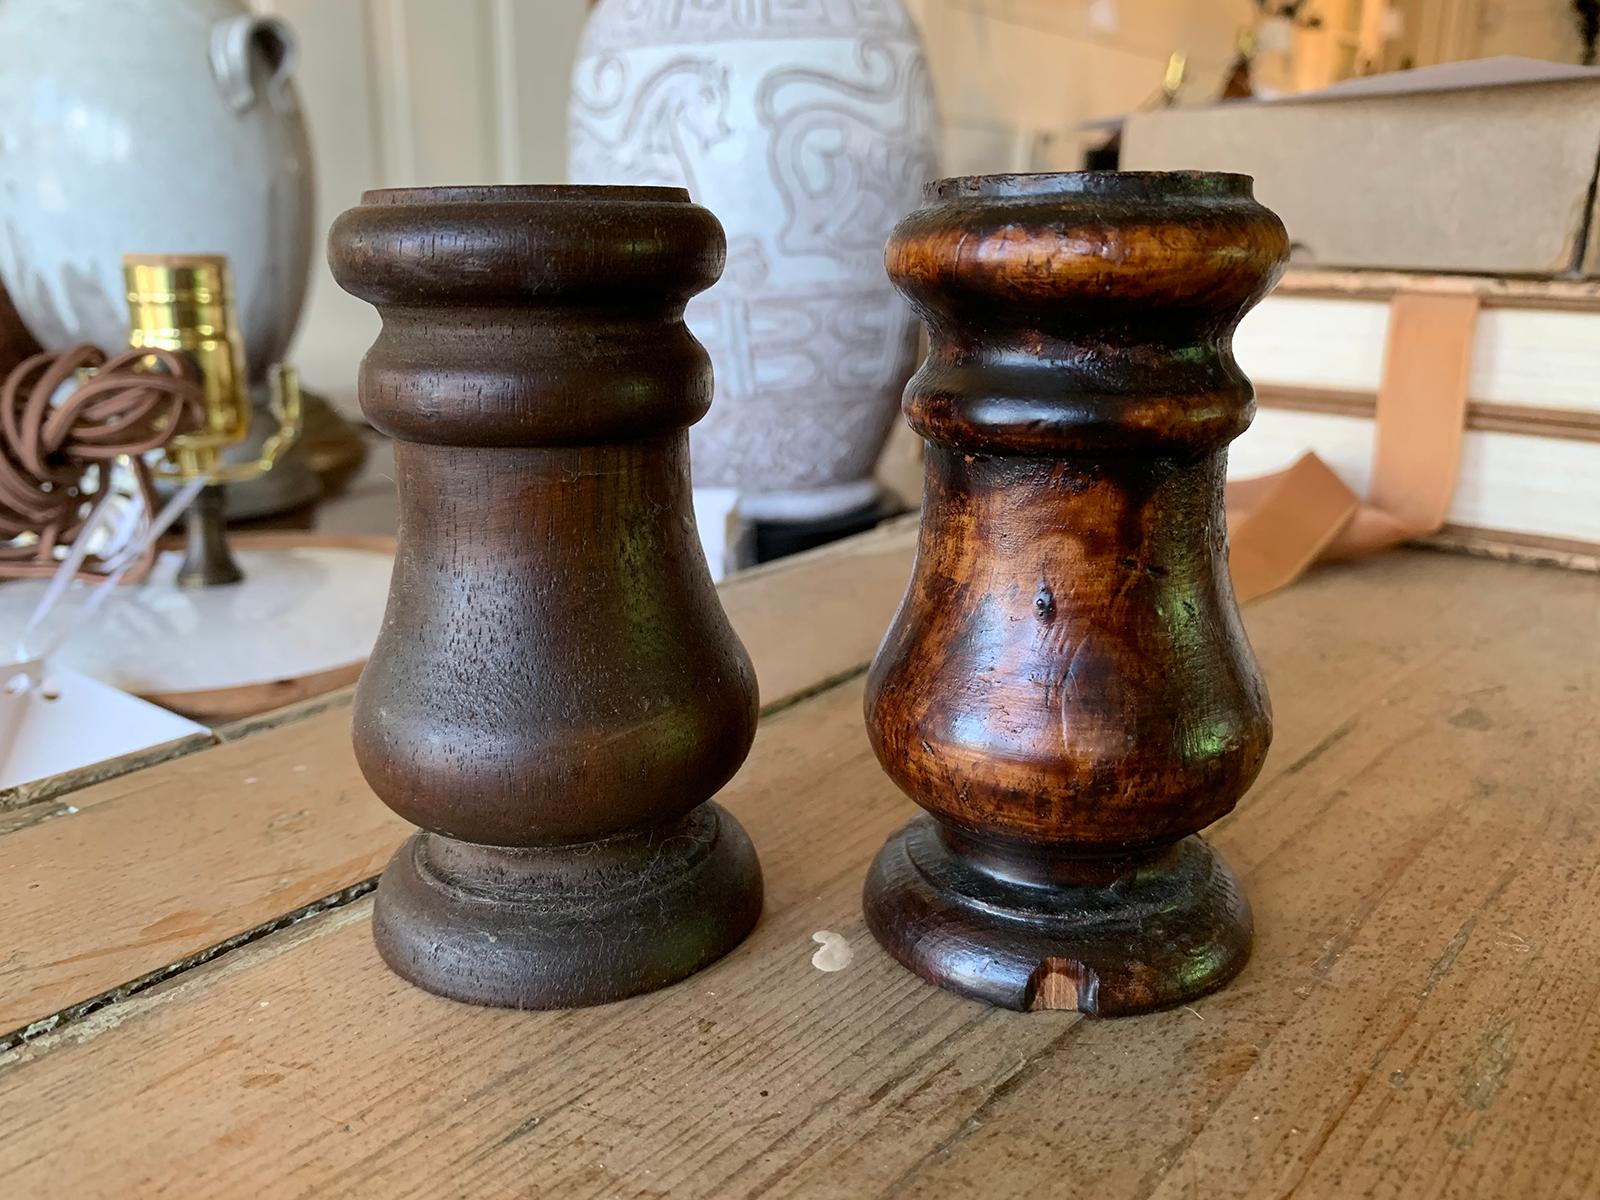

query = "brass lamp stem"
(178, 483), (244, 588)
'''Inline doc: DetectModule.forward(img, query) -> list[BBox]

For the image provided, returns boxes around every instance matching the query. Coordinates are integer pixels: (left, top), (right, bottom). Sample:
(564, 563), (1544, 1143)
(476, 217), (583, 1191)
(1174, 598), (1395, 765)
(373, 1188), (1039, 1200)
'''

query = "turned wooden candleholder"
(329, 184), (762, 1009)
(864, 172), (1288, 1017)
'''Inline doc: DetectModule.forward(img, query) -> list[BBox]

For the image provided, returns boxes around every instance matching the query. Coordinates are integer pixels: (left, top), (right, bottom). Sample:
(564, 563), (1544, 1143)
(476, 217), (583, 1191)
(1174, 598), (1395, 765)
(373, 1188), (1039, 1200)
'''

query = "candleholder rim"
(359, 183), (693, 206)
(923, 170), (1255, 202)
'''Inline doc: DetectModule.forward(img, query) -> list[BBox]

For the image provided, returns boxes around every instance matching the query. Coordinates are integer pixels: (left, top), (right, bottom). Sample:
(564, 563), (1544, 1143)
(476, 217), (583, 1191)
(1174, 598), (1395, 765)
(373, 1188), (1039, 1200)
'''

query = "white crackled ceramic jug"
(570, 0), (939, 523)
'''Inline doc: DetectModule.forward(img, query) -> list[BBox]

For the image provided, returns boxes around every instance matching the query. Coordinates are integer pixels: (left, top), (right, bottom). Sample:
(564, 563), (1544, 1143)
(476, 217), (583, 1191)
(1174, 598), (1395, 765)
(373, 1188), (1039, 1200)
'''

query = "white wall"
(907, 0), (1254, 174)
(271, 0), (1578, 410)
(1475, 0), (1587, 61)
(1385, 0), (1588, 71)
(256, 0), (590, 411)
(270, 0), (1259, 409)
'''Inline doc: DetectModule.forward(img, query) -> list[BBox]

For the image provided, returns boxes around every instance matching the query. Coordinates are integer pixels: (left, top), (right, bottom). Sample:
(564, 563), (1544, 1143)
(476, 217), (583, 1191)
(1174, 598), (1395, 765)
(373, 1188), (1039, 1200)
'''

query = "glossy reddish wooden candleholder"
(864, 171), (1288, 1016)
(329, 184), (761, 1009)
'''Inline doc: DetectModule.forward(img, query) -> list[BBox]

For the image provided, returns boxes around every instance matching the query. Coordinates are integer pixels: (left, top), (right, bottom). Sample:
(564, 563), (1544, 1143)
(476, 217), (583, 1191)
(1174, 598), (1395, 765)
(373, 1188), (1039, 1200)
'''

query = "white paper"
(0, 666), (208, 791)
(0, 546), (389, 694)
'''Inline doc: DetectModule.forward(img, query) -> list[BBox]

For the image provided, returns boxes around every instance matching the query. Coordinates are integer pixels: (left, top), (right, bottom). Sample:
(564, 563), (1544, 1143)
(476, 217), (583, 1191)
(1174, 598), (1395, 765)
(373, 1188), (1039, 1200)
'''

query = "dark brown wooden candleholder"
(864, 171), (1288, 1017)
(329, 184), (762, 1009)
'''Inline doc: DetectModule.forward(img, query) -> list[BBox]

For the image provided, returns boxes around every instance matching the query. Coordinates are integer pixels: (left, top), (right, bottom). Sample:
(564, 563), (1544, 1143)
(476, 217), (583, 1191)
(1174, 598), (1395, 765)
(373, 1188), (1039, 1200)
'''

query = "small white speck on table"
(810, 931), (852, 972)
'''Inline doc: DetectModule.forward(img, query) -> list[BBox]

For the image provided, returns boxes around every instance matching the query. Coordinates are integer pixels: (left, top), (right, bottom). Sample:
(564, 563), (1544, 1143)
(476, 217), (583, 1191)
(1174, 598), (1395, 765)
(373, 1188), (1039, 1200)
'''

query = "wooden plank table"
(1, 529), (1596, 1199)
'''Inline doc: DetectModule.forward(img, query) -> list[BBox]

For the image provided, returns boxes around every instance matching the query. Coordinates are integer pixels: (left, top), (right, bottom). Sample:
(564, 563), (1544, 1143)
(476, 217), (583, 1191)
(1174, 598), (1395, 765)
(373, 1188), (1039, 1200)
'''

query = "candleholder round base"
(863, 817), (1251, 1017)
(373, 803), (762, 1010)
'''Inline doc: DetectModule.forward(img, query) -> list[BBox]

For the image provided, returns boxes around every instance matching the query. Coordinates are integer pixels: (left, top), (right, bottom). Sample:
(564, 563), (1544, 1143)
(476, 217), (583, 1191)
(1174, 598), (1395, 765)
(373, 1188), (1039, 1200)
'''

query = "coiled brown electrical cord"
(0, 344), (205, 583)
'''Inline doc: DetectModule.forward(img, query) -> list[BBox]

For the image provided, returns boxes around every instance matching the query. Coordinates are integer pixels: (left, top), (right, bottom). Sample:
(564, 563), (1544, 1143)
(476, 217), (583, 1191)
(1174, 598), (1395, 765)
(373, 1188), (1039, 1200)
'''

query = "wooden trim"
(1275, 268), (1600, 312)
(228, 531), (395, 554)
(1426, 525), (1600, 573)
(1255, 385), (1374, 418)
(143, 660), (367, 724)
(1255, 384), (1600, 445)
(151, 530), (397, 555)
(488, 0), (521, 182)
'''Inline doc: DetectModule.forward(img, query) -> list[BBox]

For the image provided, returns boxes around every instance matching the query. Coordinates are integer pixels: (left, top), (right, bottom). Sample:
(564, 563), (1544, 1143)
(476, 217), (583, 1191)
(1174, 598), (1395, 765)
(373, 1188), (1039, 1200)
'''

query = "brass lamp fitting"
(122, 254), (303, 587)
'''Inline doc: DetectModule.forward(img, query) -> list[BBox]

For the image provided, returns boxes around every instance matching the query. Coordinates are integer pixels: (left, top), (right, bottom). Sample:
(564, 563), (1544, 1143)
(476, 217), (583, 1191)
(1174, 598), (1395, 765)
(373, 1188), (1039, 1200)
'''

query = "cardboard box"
(1120, 58), (1600, 278)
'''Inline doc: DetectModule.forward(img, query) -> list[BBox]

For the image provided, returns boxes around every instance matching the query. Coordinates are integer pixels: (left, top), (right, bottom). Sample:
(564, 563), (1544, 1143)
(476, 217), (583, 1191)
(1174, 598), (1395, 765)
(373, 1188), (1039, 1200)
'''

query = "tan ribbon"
(1226, 290), (1482, 602)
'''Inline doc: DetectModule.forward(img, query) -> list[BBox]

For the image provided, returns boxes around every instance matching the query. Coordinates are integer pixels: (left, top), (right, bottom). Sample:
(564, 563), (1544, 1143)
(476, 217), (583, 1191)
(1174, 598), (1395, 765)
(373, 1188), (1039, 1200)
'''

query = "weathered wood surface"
(1, 547), (1595, 1199)
(0, 729), (214, 815)
(0, 519), (917, 1037)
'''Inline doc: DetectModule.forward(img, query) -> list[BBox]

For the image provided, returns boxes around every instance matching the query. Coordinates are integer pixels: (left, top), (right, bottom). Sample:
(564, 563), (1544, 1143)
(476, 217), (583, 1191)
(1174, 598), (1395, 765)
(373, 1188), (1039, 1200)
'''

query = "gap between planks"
(0, 521), (920, 1044)
(0, 664), (873, 1054)
(2, 551), (1594, 1199)
(0, 514), (920, 820)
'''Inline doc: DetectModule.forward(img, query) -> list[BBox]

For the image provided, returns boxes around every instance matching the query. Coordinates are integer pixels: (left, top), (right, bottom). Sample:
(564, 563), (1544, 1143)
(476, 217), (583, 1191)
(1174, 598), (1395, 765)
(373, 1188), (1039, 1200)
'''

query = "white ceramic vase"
(570, 0), (938, 522)
(0, 0), (318, 514)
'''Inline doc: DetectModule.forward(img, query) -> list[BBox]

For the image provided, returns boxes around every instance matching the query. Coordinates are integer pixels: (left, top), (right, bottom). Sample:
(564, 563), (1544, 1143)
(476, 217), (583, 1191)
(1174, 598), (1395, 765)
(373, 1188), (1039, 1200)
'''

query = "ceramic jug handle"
(210, 15), (298, 114)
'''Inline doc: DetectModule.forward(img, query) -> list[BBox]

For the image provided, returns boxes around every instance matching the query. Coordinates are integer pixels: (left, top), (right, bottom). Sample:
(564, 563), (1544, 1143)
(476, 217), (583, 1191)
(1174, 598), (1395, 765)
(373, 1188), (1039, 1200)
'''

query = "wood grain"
(0, 519), (917, 1037)
(3, 549), (1594, 1198)
(0, 679), (1075, 1200)
(893, 554), (1600, 1200)
(330, 183), (766, 1008)
(865, 170), (1287, 1013)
